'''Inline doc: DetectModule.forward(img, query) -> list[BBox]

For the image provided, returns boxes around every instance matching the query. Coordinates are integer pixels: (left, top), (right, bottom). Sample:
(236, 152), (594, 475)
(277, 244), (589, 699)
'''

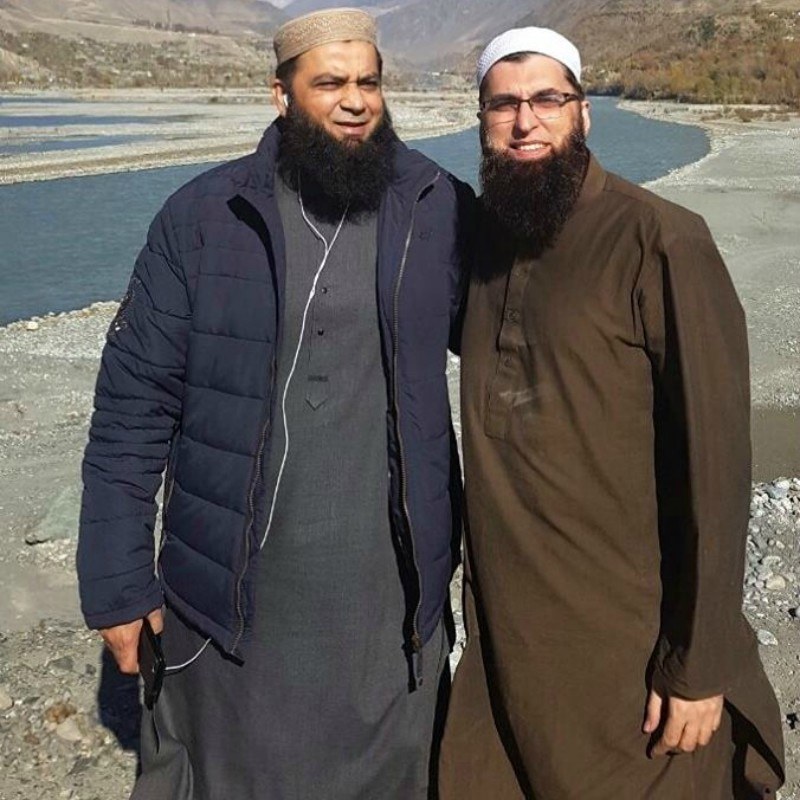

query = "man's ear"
(581, 99), (591, 137)
(272, 79), (290, 117)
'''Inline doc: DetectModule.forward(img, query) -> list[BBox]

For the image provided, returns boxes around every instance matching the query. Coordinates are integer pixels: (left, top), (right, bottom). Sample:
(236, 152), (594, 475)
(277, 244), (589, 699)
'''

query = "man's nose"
(513, 101), (540, 136)
(340, 83), (367, 114)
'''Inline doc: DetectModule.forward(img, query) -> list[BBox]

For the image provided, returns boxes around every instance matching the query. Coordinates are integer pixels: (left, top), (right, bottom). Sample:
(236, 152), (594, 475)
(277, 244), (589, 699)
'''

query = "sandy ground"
(0, 88), (478, 183)
(0, 99), (799, 797)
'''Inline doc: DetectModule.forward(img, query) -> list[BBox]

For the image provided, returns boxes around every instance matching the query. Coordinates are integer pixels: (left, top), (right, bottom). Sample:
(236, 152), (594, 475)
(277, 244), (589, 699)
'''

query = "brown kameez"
(439, 157), (784, 799)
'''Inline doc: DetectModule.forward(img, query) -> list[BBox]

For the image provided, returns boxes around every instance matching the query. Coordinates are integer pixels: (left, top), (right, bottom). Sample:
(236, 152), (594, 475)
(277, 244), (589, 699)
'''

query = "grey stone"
(48, 656), (74, 672)
(24, 485), (81, 544)
(68, 755), (95, 776)
(766, 483), (789, 500)
(757, 629), (779, 647)
(0, 687), (13, 712)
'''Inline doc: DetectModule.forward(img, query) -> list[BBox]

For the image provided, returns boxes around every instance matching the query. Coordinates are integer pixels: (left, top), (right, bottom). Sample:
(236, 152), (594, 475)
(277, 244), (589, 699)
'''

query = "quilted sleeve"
(77, 200), (192, 629)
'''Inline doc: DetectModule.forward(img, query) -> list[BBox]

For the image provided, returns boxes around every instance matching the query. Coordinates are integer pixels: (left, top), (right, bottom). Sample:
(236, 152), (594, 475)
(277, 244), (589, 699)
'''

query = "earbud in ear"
(284, 95), (291, 108)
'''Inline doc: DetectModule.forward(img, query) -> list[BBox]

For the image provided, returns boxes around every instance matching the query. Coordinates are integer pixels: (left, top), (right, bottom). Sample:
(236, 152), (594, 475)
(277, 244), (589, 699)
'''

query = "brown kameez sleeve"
(637, 212), (752, 701)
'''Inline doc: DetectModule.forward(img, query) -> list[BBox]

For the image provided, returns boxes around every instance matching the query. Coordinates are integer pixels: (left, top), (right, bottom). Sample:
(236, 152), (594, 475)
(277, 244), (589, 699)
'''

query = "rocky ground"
(0, 306), (798, 798)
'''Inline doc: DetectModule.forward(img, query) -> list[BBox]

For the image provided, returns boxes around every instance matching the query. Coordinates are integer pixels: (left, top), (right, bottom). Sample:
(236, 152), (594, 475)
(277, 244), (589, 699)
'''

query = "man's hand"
(643, 689), (723, 757)
(99, 608), (164, 675)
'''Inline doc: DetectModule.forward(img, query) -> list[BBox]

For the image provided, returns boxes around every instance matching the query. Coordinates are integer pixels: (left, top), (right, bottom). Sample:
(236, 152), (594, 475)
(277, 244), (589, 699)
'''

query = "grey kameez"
(132, 179), (448, 800)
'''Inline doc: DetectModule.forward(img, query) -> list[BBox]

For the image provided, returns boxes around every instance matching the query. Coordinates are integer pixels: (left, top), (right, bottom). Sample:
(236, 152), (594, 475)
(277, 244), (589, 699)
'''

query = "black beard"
(277, 106), (396, 222)
(480, 125), (590, 256)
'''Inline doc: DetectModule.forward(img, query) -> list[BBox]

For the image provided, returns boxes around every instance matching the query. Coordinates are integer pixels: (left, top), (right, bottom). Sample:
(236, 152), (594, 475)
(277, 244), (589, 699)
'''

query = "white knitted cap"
(477, 27), (581, 88)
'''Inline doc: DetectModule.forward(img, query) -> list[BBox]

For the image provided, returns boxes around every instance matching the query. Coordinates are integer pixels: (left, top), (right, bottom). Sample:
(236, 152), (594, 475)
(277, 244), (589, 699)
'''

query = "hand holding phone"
(138, 616), (166, 708)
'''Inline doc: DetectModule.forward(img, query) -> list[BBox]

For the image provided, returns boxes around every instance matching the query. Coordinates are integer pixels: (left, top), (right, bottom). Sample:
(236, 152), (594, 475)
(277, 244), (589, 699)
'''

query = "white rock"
(766, 575), (787, 592)
(55, 716), (83, 743)
(25, 320), (40, 331)
(757, 629), (779, 647)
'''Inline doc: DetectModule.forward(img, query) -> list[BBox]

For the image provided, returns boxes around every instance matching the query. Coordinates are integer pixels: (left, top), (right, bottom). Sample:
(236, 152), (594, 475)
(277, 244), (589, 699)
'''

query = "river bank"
(0, 88), (477, 184)
(0, 100), (799, 797)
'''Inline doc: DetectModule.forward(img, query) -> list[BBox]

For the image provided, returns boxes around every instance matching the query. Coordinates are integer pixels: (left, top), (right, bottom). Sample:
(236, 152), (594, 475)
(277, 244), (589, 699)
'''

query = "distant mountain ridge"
(282, 0), (420, 18)
(1, 0), (287, 37)
(1, 0), (798, 104)
(0, 0), (288, 87)
(278, 0), (540, 63)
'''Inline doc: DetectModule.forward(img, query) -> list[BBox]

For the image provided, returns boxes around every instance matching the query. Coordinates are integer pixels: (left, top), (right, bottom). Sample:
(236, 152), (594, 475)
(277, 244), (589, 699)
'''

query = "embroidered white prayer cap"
(476, 27), (581, 88)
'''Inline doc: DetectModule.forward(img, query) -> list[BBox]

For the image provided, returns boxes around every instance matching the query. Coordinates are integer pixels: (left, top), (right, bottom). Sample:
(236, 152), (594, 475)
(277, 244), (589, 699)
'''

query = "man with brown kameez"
(439, 26), (785, 799)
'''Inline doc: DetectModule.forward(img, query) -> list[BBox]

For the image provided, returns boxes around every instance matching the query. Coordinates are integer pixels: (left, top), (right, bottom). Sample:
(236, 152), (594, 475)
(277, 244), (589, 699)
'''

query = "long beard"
(480, 123), (590, 256)
(277, 106), (396, 221)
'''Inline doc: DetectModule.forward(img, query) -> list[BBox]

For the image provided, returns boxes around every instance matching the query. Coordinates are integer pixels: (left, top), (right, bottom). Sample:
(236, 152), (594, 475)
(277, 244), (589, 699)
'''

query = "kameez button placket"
(484, 256), (533, 440)
(306, 281), (332, 410)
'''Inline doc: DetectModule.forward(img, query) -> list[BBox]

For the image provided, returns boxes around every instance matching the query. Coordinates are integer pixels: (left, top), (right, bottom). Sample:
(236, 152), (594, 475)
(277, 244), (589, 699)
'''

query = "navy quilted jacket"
(78, 121), (475, 660)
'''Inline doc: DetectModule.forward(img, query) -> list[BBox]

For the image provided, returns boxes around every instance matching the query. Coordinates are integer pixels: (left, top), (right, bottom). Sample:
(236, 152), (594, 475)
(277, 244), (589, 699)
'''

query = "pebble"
(24, 320), (40, 332)
(757, 629), (779, 647)
(766, 575), (787, 592)
(0, 686), (13, 712)
(55, 716), (83, 743)
(48, 656), (74, 672)
(766, 483), (790, 500)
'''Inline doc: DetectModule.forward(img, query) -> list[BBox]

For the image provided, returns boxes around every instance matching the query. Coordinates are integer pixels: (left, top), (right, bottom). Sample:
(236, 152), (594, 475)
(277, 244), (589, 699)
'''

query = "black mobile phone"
(138, 617), (166, 709)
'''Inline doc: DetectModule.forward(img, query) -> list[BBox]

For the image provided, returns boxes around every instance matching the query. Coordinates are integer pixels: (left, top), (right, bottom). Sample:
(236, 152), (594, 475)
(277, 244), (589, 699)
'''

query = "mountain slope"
(511, 0), (800, 105)
(0, 0), (288, 87)
(0, 0), (287, 37)
(378, 0), (546, 65)
(277, 0), (542, 63)
(283, 0), (419, 18)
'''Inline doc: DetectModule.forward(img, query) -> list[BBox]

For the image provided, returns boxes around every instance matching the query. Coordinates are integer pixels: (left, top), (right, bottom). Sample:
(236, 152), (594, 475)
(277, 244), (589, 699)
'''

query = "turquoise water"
(0, 97), (708, 325)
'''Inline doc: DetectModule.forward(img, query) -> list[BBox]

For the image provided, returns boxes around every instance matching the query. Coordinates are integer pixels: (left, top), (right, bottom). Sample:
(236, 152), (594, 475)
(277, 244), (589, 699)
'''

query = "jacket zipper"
(231, 353), (277, 654)
(392, 172), (440, 686)
(158, 434), (179, 557)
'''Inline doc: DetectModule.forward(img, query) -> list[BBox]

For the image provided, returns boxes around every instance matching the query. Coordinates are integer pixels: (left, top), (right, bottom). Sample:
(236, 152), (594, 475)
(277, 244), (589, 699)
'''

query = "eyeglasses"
(480, 91), (582, 122)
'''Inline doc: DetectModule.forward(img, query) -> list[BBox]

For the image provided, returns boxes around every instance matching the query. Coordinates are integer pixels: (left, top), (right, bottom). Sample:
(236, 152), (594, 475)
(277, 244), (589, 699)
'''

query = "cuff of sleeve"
(83, 582), (163, 630)
(651, 636), (728, 700)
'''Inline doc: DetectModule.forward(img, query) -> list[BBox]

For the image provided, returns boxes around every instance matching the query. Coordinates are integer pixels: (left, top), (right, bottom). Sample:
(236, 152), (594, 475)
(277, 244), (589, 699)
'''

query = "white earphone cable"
(260, 189), (348, 550)
(162, 186), (348, 675)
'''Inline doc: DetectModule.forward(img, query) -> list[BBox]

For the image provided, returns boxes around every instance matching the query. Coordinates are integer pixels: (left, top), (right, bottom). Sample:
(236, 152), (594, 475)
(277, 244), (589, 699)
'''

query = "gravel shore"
(1, 100), (799, 798)
(0, 88), (478, 184)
